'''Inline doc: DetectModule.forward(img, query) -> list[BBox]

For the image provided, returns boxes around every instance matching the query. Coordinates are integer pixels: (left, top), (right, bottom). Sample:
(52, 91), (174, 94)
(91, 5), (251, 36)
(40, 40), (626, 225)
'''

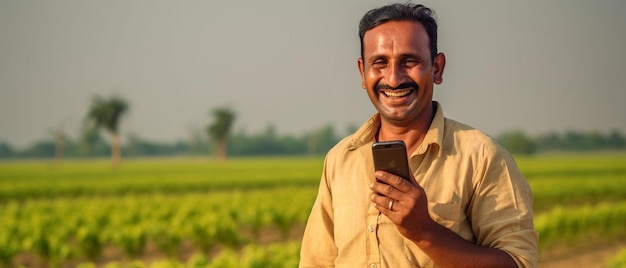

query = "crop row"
(3, 192), (626, 266)
(2, 155), (626, 211)
(71, 242), (302, 268)
(530, 174), (626, 213)
(0, 188), (316, 266)
(517, 153), (626, 213)
(2, 153), (626, 266)
(536, 201), (626, 254)
(0, 157), (323, 201)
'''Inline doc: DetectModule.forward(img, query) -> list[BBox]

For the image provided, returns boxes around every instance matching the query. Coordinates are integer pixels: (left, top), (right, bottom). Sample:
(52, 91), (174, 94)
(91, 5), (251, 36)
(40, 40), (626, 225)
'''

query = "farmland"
(1, 153), (626, 267)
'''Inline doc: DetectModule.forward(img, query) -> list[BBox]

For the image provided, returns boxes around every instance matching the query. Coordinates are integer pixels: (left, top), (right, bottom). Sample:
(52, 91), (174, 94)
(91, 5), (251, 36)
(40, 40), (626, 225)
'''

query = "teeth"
(383, 89), (412, 98)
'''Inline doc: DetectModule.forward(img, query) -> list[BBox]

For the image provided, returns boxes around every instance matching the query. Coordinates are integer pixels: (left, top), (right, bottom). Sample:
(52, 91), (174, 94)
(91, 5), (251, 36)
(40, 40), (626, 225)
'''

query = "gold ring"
(388, 199), (394, 211)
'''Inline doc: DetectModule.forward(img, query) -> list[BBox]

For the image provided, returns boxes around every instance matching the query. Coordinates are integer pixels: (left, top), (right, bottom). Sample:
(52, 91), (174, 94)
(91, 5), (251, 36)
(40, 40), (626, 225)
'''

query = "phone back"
(372, 140), (410, 179)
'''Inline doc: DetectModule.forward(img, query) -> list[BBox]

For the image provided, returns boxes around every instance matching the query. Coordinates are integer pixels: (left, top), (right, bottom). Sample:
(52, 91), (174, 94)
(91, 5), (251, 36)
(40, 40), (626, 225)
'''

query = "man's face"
(358, 20), (444, 126)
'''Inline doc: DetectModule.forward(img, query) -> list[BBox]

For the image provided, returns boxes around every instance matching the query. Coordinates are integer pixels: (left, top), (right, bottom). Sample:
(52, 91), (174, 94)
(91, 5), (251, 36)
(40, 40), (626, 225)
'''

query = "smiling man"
(299, 3), (538, 268)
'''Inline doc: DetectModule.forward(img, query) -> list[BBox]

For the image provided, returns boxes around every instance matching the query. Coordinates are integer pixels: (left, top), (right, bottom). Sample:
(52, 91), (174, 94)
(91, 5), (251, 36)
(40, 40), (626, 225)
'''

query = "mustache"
(375, 82), (419, 92)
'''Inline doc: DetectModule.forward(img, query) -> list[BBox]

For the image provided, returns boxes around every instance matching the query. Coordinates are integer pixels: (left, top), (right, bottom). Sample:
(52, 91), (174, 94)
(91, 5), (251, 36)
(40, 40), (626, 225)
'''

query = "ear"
(357, 57), (366, 89)
(433, 53), (446, 85)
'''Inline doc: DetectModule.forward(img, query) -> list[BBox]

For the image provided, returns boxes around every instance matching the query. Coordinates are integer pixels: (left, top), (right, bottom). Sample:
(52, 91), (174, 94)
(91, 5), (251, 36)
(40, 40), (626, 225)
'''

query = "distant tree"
(306, 131), (318, 155)
(564, 131), (585, 150)
(0, 142), (14, 158)
(207, 107), (236, 160)
(497, 130), (536, 155)
(307, 124), (339, 155)
(78, 126), (108, 157)
(123, 134), (190, 157)
(316, 124), (339, 153)
(85, 95), (129, 166)
(608, 130), (625, 149)
(535, 132), (562, 151)
(23, 140), (56, 158)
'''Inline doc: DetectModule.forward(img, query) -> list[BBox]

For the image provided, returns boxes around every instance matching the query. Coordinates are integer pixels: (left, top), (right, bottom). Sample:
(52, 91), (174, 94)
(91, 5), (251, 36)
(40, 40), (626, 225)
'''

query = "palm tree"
(207, 107), (236, 161)
(85, 95), (129, 166)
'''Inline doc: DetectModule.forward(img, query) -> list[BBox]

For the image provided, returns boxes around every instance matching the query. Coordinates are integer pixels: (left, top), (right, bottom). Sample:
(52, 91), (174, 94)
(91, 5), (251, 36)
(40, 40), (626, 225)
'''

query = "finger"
(375, 170), (415, 193)
(370, 193), (396, 212)
(370, 180), (397, 197)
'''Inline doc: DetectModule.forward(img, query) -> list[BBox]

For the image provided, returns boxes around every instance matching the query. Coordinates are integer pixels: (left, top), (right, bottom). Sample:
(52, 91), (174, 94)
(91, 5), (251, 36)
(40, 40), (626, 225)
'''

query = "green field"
(1, 153), (626, 267)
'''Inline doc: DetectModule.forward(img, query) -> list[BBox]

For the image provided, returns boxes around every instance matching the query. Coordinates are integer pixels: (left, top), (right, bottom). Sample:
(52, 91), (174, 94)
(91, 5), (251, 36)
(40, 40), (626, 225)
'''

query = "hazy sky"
(1, 0), (625, 148)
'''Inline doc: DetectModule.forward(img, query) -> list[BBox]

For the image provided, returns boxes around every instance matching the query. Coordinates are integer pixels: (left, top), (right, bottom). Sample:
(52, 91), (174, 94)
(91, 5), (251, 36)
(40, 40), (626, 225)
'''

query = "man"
(299, 3), (537, 268)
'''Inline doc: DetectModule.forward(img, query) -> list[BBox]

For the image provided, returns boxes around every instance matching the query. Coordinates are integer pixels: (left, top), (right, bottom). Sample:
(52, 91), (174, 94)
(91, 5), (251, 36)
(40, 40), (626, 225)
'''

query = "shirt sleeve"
(299, 155), (338, 267)
(469, 143), (539, 268)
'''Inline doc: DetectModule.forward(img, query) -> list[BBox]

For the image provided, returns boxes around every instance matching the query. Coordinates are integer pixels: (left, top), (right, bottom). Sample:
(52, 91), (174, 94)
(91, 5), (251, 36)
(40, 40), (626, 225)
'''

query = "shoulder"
(441, 118), (520, 176)
(443, 118), (528, 191)
(443, 118), (502, 154)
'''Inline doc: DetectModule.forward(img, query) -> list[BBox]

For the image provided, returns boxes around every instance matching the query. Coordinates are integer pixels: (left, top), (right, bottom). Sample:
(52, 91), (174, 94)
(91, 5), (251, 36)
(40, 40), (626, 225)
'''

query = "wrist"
(408, 215), (441, 247)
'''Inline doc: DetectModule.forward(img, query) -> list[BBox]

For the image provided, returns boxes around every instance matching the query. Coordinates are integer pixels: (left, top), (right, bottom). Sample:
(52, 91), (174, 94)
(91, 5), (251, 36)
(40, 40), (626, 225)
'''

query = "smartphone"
(372, 140), (411, 180)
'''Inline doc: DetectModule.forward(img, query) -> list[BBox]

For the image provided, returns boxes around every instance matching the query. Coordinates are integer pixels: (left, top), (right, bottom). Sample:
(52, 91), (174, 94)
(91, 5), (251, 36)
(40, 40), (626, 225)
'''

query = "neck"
(377, 102), (435, 155)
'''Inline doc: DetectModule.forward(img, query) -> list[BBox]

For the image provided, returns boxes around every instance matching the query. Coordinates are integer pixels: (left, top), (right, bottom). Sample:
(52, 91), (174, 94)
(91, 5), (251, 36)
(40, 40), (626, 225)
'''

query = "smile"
(381, 89), (414, 98)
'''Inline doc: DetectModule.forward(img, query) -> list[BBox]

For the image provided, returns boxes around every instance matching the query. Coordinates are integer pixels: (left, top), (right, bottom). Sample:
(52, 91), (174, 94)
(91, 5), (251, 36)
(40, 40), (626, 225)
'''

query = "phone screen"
(372, 140), (410, 180)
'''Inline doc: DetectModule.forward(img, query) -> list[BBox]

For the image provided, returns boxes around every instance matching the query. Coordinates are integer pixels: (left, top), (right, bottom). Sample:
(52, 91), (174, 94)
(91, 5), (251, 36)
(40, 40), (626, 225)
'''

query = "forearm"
(411, 219), (517, 268)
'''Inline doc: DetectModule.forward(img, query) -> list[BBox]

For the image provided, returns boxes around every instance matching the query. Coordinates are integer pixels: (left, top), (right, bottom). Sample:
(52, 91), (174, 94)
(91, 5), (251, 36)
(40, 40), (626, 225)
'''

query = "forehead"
(362, 20), (430, 58)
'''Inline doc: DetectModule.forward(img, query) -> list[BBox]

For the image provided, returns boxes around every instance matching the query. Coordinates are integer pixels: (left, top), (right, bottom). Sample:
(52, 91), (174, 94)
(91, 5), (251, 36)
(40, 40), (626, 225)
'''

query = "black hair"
(359, 3), (438, 62)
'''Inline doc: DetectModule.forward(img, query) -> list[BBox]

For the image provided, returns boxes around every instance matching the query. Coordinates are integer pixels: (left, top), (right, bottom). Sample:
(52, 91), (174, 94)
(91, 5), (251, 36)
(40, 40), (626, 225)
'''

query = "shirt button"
(368, 225), (375, 232)
(369, 264), (377, 268)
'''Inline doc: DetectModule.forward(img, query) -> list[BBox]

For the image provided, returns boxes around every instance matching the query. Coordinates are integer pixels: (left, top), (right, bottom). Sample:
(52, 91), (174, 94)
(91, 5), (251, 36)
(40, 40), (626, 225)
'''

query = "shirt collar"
(347, 101), (445, 156)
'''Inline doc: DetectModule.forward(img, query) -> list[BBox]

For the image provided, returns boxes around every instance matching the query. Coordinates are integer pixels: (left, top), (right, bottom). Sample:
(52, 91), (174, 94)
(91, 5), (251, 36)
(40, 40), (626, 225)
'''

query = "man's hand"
(370, 170), (435, 242)
(369, 170), (517, 268)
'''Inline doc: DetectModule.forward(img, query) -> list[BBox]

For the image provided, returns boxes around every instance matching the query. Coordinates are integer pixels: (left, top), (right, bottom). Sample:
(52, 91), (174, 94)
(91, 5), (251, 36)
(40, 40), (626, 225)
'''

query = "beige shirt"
(300, 102), (538, 268)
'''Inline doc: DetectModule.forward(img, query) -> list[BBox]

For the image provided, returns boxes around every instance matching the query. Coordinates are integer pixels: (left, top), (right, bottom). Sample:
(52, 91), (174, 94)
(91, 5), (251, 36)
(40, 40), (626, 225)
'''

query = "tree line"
(0, 123), (346, 159)
(496, 129), (626, 155)
(2, 127), (625, 159)
(0, 94), (351, 161)
(1, 94), (625, 160)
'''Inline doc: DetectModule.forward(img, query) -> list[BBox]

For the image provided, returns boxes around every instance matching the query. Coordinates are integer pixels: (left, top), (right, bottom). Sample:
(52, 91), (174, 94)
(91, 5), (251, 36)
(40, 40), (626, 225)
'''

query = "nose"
(385, 62), (407, 89)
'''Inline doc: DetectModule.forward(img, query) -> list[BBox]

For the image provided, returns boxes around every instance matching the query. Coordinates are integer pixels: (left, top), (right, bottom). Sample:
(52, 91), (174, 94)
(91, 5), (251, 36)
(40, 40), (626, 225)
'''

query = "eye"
(372, 59), (387, 68)
(371, 58), (387, 69)
(403, 59), (419, 67)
